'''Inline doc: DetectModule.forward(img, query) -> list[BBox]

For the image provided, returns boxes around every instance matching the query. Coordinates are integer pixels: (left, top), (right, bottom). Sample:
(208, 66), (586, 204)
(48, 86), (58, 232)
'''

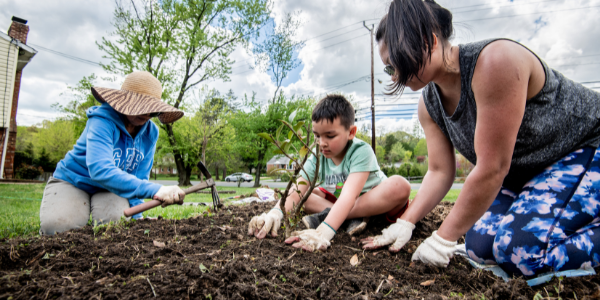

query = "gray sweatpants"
(39, 177), (130, 235)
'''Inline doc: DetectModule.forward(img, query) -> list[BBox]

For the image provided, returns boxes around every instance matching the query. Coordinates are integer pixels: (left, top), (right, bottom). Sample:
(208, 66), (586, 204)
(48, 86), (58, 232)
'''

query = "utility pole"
(363, 21), (376, 154)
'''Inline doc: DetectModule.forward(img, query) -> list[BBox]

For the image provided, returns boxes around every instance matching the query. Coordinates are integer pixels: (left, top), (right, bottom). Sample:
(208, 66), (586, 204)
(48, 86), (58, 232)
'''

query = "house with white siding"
(0, 17), (37, 179)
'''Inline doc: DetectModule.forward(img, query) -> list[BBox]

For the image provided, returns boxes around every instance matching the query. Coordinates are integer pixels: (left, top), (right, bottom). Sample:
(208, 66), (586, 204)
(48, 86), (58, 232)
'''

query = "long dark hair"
(376, 0), (453, 95)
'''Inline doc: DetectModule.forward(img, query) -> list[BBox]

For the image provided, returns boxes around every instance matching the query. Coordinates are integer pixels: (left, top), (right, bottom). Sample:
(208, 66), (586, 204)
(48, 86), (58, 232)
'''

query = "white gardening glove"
(153, 185), (186, 207)
(361, 219), (415, 252)
(248, 208), (283, 239)
(285, 223), (336, 252)
(411, 231), (457, 267)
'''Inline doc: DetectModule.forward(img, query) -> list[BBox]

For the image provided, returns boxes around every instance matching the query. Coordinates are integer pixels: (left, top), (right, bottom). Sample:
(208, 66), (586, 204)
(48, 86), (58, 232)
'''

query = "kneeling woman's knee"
(91, 192), (130, 224)
(40, 214), (89, 235)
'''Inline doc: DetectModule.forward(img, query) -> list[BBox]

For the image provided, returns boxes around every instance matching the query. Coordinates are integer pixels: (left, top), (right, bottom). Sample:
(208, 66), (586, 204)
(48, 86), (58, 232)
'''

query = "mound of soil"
(1, 202), (600, 299)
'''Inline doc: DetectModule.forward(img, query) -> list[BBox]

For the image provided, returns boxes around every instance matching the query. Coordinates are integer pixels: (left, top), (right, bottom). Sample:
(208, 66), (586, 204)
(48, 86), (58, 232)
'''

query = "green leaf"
(276, 124), (284, 141)
(289, 110), (298, 123)
(283, 140), (292, 152)
(288, 130), (293, 140)
(293, 121), (305, 132)
(297, 129), (303, 138)
(279, 120), (293, 131)
(297, 181), (307, 185)
(273, 149), (284, 155)
(257, 133), (275, 144)
(299, 146), (309, 158)
(199, 263), (209, 273)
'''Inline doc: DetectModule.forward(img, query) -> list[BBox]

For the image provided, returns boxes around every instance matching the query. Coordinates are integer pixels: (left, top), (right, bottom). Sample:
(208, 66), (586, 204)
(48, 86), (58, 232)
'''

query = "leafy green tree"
(376, 145), (385, 167)
(98, 0), (271, 186)
(414, 138), (428, 157)
(388, 142), (407, 164)
(15, 126), (38, 152)
(253, 12), (305, 103)
(383, 133), (398, 157)
(34, 147), (56, 173)
(35, 120), (75, 164)
(231, 93), (313, 187)
(53, 74), (100, 139)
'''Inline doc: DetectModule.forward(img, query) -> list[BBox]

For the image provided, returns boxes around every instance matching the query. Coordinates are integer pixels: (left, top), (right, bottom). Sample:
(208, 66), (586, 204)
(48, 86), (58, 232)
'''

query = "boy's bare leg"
(300, 188), (334, 214)
(346, 175), (411, 219)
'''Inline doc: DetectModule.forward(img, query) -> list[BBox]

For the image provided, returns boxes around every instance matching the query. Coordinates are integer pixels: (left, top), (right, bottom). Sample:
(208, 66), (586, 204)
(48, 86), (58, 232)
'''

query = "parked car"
(225, 172), (253, 182)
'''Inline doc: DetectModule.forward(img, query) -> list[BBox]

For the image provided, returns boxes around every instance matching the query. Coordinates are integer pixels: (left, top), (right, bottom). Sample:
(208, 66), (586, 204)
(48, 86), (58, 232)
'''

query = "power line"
(28, 43), (102, 67)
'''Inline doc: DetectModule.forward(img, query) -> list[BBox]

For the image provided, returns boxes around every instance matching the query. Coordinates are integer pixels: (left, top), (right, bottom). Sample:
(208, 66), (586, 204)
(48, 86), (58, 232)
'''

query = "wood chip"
(409, 261), (416, 268)
(420, 279), (435, 286)
(388, 275), (394, 280)
(153, 264), (165, 268)
(95, 277), (110, 285)
(350, 254), (359, 266)
(153, 241), (166, 248)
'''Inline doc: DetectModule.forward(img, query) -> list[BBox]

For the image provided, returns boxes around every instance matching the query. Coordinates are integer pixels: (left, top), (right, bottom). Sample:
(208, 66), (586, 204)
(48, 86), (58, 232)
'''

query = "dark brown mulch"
(1, 202), (600, 299)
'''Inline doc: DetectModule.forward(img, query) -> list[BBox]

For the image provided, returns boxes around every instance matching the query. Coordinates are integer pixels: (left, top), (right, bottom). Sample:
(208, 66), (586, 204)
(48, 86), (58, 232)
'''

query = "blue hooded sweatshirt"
(53, 103), (162, 219)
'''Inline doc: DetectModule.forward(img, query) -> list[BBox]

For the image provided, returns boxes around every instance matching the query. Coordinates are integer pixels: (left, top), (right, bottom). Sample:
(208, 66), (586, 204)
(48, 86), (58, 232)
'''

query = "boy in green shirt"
(247, 95), (411, 252)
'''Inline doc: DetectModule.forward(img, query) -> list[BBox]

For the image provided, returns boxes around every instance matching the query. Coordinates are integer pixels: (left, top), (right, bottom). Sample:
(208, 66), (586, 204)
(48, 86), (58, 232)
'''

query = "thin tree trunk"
(223, 167), (226, 180)
(253, 152), (263, 188)
(215, 166), (219, 180)
(184, 166), (192, 186)
(166, 124), (187, 186)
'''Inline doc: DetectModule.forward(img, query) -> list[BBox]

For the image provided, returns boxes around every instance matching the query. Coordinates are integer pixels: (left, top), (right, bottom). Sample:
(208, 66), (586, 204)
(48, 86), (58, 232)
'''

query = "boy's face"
(312, 117), (357, 161)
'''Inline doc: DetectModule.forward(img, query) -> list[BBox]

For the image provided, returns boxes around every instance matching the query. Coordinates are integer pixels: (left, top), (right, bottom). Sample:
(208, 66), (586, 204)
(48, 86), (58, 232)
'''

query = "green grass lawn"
(0, 183), (460, 240)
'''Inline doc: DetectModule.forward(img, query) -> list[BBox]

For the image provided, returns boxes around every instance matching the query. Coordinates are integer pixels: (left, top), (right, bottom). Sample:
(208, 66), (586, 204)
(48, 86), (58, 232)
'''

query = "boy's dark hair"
(312, 94), (354, 129)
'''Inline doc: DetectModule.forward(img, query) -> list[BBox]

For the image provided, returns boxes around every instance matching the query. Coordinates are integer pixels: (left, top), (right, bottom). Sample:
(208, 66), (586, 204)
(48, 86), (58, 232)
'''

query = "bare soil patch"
(1, 202), (599, 299)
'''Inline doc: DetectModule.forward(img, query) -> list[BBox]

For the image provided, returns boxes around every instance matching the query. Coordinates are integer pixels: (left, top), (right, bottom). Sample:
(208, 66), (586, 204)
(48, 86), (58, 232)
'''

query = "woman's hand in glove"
(411, 231), (457, 267)
(153, 185), (185, 207)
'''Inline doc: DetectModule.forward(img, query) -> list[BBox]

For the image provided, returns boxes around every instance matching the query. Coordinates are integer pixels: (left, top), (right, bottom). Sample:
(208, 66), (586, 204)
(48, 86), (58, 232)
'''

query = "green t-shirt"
(300, 138), (387, 198)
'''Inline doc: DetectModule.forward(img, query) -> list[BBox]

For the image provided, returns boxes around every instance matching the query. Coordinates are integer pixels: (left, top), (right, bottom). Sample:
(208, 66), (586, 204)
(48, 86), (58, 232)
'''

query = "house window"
(168, 167), (171, 172)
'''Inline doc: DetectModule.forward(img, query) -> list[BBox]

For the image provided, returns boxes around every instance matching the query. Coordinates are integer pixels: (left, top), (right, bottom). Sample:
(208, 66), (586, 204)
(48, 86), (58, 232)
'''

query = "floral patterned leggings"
(465, 147), (600, 277)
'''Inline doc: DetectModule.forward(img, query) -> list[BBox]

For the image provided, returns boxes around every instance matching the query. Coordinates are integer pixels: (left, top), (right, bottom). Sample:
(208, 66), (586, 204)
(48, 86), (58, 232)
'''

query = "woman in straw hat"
(39, 71), (186, 235)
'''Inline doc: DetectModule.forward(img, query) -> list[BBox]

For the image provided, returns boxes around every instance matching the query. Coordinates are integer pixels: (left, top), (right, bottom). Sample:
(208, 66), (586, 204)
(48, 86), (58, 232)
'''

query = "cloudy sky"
(1, 0), (600, 134)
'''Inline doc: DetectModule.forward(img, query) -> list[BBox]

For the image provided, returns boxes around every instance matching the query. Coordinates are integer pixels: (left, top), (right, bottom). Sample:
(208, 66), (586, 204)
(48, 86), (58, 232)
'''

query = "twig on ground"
(147, 278), (157, 297)
(342, 245), (362, 252)
(375, 280), (384, 294)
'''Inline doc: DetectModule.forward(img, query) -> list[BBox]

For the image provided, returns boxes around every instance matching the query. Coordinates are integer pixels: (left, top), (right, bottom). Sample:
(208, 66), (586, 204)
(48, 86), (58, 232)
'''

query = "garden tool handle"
(124, 200), (162, 217)
(123, 178), (216, 217)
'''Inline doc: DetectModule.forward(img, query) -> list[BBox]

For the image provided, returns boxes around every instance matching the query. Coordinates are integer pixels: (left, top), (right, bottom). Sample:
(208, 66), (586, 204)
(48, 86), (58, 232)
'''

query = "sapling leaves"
(289, 110), (298, 123)
(276, 124), (284, 140)
(293, 121), (305, 133)
(299, 146), (309, 158)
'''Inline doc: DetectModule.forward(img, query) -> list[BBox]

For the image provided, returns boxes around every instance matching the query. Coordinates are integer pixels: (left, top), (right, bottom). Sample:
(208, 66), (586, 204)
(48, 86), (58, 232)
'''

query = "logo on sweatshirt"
(113, 148), (144, 172)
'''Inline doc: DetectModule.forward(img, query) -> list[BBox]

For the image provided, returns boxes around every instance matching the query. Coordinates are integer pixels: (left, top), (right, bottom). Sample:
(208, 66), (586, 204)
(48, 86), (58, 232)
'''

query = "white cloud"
(2, 0), (600, 130)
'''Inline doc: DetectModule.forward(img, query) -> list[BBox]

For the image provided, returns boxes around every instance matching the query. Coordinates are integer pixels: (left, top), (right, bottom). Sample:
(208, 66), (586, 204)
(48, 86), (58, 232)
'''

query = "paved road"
(149, 179), (464, 190)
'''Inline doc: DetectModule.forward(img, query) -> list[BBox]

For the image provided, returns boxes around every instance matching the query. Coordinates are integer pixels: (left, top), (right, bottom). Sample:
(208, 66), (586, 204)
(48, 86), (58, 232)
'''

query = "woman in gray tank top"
(360, 0), (600, 278)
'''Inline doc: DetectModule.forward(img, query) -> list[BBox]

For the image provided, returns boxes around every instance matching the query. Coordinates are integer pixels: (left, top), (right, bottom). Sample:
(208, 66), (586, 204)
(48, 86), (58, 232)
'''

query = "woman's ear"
(431, 33), (439, 53)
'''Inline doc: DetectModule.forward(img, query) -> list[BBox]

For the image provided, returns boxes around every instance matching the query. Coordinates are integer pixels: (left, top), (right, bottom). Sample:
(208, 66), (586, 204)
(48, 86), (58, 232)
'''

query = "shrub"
(409, 165), (422, 177)
(15, 164), (43, 180)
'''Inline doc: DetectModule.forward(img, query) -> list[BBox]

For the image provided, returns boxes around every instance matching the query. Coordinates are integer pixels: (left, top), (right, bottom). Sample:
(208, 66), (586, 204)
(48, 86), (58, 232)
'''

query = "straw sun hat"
(91, 71), (184, 124)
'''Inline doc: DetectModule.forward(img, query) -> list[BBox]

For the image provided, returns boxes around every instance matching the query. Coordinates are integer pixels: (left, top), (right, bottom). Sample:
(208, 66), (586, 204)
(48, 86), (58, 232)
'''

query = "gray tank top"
(423, 38), (600, 191)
